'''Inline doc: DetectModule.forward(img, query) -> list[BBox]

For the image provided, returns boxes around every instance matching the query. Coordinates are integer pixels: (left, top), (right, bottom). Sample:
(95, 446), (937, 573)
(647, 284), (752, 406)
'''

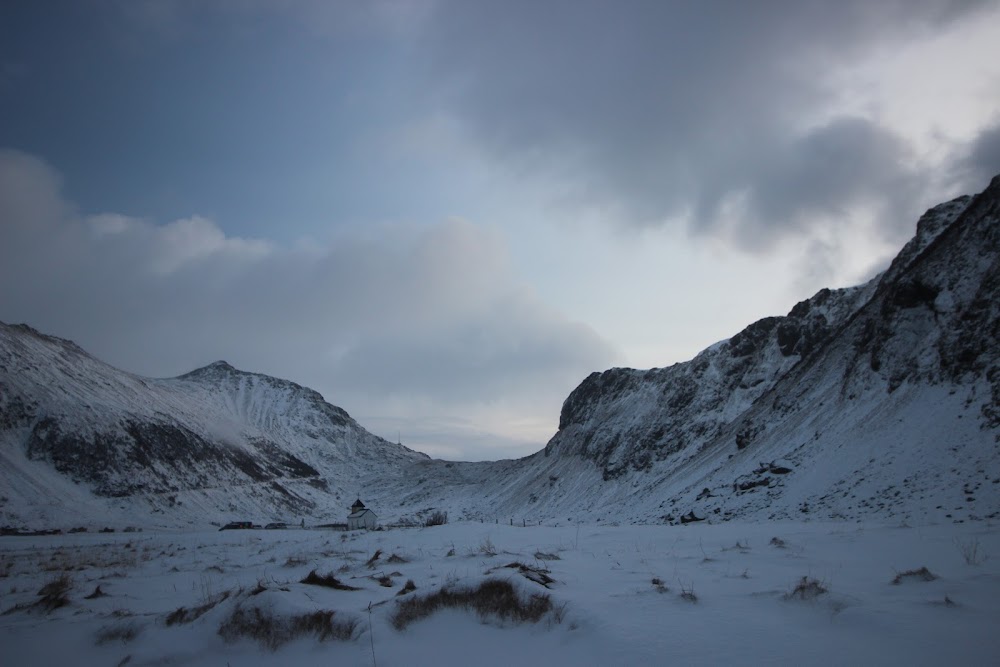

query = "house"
(347, 499), (378, 530)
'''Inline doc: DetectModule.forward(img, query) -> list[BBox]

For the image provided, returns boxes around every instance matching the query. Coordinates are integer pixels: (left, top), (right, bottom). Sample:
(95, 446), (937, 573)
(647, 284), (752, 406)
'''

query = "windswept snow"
(1, 521), (998, 666)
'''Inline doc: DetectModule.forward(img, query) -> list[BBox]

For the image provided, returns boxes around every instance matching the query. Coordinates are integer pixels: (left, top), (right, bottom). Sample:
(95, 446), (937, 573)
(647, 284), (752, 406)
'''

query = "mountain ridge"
(0, 322), (426, 527)
(372, 176), (999, 524)
(1, 177), (998, 528)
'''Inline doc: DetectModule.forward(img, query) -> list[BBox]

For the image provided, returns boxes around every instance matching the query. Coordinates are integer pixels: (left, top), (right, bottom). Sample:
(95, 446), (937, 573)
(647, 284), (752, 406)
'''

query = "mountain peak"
(207, 360), (235, 371)
(179, 359), (240, 378)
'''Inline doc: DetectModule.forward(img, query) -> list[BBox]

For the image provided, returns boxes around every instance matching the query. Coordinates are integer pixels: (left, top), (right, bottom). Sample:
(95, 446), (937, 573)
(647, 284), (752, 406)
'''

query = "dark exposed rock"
(890, 279), (940, 310)
(728, 317), (781, 358)
(24, 417), (321, 499)
(735, 424), (763, 450)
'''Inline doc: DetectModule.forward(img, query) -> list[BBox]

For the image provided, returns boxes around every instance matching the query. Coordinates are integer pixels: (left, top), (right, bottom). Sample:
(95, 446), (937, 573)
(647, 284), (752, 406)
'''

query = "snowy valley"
(1, 177), (1000, 664)
(3, 178), (999, 531)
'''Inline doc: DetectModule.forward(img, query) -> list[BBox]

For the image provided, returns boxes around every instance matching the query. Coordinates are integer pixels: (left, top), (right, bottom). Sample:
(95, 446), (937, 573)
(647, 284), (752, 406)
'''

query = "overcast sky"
(1, 1), (999, 460)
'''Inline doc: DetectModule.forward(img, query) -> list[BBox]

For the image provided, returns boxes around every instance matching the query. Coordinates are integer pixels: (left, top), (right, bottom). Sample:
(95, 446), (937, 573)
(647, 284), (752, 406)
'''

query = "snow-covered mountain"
(2, 177), (998, 529)
(371, 177), (1000, 524)
(0, 326), (426, 528)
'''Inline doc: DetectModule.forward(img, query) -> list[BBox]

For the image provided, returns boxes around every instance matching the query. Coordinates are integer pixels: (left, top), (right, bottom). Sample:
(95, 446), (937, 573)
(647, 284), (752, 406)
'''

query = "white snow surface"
(1, 520), (998, 666)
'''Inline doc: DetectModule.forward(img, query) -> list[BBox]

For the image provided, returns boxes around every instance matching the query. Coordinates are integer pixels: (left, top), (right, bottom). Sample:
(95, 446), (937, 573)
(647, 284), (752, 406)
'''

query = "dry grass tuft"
(164, 591), (231, 626)
(424, 510), (448, 527)
(955, 537), (987, 566)
(218, 606), (357, 650)
(36, 574), (72, 612)
(785, 576), (827, 600)
(478, 538), (498, 557)
(365, 550), (382, 568)
(300, 570), (360, 591)
(891, 567), (937, 585)
(390, 579), (553, 630)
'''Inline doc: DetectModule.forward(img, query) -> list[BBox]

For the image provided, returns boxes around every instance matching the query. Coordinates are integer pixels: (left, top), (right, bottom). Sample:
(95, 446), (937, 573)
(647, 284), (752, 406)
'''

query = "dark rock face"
(775, 291), (838, 359)
(24, 418), (322, 498)
(548, 282), (874, 479)
(848, 176), (1000, 398)
(729, 318), (781, 358)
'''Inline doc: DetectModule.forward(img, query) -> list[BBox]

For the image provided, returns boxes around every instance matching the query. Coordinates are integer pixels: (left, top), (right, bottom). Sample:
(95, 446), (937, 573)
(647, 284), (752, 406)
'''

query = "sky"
(1, 1), (999, 461)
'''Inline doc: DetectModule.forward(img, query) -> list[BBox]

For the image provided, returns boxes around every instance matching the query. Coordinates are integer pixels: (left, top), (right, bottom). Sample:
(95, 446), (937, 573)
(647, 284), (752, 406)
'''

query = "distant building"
(347, 498), (378, 530)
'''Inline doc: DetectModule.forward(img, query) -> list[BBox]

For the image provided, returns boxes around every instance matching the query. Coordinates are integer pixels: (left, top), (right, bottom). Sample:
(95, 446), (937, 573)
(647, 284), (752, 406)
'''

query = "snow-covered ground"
(3, 520), (999, 666)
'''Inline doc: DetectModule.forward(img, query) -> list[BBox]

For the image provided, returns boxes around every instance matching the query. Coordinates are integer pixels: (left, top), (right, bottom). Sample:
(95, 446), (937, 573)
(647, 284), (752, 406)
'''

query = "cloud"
(0, 149), (617, 459)
(87, 213), (272, 275)
(414, 0), (991, 248)
(333, 295), (610, 401)
(955, 120), (1000, 189)
(718, 117), (926, 249)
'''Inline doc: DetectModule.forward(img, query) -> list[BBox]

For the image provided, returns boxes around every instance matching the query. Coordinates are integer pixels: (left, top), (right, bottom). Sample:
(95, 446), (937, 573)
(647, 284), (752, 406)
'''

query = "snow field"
(2, 520), (999, 666)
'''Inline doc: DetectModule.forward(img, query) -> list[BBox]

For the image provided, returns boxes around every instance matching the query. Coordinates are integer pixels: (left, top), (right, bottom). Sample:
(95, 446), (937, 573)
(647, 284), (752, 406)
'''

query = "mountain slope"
(1, 178), (998, 528)
(370, 179), (999, 524)
(0, 324), (426, 528)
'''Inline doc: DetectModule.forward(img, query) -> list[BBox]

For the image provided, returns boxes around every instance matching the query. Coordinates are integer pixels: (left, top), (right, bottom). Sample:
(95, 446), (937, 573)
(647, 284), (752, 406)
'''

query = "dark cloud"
(728, 117), (926, 248)
(333, 298), (608, 402)
(957, 120), (1000, 189)
(0, 150), (617, 456)
(416, 0), (988, 247)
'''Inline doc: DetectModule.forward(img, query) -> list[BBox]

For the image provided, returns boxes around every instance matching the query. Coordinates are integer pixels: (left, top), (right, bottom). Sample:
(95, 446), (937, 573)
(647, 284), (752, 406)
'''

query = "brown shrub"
(36, 574), (72, 612)
(785, 577), (827, 600)
(390, 579), (552, 630)
(218, 606), (357, 650)
(164, 591), (231, 626)
(891, 567), (937, 585)
(300, 570), (359, 591)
